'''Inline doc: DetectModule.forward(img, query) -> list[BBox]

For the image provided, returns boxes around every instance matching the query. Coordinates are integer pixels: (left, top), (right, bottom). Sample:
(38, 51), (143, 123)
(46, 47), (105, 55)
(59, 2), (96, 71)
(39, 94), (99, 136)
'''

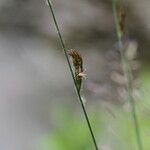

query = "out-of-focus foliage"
(39, 109), (102, 150)
(39, 68), (150, 150)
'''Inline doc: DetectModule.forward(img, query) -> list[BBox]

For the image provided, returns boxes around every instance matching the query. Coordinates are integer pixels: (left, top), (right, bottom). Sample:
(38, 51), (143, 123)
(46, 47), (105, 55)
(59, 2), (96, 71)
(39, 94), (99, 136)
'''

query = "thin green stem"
(112, 0), (143, 150)
(46, 0), (99, 149)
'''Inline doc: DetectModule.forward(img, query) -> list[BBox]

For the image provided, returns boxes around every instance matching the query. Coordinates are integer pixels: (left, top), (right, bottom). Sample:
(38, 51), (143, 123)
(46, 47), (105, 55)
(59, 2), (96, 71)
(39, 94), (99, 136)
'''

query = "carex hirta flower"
(68, 50), (86, 92)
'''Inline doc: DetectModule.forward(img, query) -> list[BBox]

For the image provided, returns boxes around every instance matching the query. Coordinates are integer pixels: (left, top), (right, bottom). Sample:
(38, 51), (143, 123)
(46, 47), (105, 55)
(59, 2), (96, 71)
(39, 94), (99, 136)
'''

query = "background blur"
(0, 0), (150, 150)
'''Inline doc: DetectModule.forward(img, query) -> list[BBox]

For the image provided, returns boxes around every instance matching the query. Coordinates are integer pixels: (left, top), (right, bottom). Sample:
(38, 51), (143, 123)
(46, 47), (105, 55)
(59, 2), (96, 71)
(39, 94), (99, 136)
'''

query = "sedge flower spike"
(68, 50), (86, 92)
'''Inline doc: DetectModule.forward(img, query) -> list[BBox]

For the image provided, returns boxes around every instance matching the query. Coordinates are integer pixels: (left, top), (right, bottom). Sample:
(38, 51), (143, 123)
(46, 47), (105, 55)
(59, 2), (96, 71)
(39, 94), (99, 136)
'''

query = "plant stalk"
(112, 0), (143, 150)
(46, 0), (99, 149)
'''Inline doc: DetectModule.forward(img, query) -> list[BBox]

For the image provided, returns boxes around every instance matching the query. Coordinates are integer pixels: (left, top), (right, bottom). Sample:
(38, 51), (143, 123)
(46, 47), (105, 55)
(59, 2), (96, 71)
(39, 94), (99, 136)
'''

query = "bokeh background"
(0, 0), (150, 150)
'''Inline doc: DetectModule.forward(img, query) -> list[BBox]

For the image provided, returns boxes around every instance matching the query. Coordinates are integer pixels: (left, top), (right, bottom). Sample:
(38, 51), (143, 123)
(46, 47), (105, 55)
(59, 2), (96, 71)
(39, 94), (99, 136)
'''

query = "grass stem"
(46, 0), (99, 149)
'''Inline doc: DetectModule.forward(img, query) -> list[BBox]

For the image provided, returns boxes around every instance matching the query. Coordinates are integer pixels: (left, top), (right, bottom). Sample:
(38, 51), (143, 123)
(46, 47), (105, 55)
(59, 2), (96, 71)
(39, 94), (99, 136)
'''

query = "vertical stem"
(112, 0), (143, 150)
(46, 0), (99, 149)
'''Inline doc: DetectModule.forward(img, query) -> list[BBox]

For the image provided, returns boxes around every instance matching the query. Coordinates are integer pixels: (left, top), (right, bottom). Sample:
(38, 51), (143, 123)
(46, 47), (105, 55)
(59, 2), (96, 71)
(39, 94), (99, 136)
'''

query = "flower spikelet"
(68, 50), (84, 91)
